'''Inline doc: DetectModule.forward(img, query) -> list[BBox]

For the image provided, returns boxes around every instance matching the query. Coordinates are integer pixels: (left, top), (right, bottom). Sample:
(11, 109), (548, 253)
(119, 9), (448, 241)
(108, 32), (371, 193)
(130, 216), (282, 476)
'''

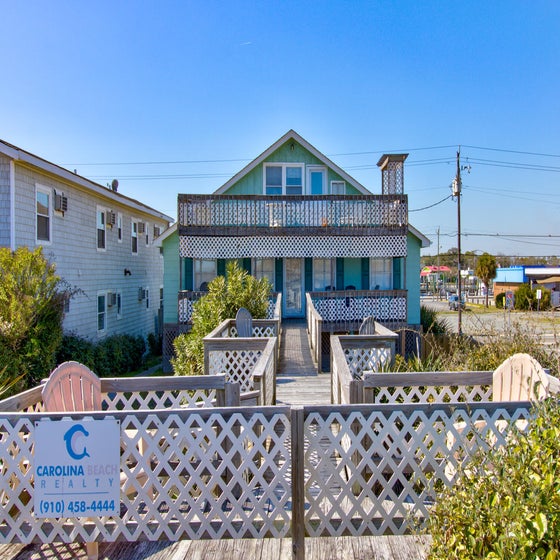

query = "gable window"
(264, 164), (303, 195)
(36, 185), (51, 243)
(97, 292), (107, 334)
(131, 221), (138, 254)
(370, 258), (393, 290)
(331, 181), (346, 195)
(96, 207), (106, 250)
(117, 213), (123, 242)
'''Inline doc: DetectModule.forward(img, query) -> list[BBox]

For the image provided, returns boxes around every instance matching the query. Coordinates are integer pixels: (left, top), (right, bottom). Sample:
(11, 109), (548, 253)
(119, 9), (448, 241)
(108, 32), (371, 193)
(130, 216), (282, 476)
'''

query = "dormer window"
(264, 164), (303, 195)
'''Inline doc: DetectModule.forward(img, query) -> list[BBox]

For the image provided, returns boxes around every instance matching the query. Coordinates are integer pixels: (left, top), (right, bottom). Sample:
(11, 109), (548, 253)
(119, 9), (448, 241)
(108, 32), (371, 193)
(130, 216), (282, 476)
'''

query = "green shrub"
(495, 292), (505, 309)
(421, 304), (450, 335)
(172, 261), (272, 376)
(515, 284), (551, 311)
(428, 398), (560, 559)
(147, 332), (162, 357)
(0, 247), (68, 394)
(56, 333), (146, 377)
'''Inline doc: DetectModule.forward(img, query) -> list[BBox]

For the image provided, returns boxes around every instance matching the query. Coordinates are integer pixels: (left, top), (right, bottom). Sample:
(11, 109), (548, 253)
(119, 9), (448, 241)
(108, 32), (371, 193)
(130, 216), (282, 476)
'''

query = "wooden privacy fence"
(203, 317), (279, 406)
(0, 397), (540, 559)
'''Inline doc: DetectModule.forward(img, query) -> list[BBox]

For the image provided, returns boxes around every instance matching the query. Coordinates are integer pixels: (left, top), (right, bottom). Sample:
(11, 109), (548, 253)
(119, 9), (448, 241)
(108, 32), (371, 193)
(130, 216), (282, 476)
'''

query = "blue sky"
(2, 1), (560, 257)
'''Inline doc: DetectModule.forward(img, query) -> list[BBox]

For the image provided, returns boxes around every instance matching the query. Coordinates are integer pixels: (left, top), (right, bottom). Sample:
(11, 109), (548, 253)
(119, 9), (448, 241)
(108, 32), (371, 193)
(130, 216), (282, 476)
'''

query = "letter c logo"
(63, 424), (90, 460)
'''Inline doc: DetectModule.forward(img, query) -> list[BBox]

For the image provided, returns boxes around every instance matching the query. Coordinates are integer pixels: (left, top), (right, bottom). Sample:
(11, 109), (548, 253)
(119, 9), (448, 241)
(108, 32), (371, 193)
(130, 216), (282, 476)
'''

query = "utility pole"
(453, 149), (462, 335)
(437, 226), (441, 299)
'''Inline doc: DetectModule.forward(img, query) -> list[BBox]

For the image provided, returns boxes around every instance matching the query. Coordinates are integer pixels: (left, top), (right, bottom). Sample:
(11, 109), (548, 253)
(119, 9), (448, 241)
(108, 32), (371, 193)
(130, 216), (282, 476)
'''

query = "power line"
(409, 195), (453, 212)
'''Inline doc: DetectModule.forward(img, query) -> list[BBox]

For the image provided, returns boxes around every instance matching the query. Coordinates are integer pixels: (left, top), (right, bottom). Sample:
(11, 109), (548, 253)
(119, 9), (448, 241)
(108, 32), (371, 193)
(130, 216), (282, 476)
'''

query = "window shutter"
(361, 258), (370, 290)
(275, 258), (283, 293)
(183, 258), (193, 291)
(393, 258), (402, 289)
(304, 258), (313, 292)
(336, 258), (344, 291)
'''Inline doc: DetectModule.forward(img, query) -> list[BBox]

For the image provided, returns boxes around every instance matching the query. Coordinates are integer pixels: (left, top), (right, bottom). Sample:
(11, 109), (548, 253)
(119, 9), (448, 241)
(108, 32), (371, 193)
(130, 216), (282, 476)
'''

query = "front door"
(283, 258), (304, 318)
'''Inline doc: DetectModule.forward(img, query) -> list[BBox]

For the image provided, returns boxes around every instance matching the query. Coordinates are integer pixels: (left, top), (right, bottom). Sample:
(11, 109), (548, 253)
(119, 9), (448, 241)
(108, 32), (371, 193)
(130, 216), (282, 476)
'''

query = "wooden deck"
(1, 535), (431, 559)
(276, 321), (331, 405)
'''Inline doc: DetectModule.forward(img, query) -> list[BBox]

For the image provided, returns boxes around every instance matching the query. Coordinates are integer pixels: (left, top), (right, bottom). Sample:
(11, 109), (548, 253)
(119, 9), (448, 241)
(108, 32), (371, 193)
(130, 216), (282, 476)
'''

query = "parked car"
(448, 294), (465, 311)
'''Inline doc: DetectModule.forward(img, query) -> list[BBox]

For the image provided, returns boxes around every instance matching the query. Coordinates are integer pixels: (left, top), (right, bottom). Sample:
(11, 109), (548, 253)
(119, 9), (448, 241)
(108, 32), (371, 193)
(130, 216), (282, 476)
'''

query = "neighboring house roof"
(0, 139), (174, 223)
(525, 267), (560, 278)
(214, 129), (372, 195)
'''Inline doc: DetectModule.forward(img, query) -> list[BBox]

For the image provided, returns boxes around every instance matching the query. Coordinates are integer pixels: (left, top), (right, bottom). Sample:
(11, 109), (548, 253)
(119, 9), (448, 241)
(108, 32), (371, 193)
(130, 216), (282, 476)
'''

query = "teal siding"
(221, 140), (361, 195)
(406, 232), (422, 325)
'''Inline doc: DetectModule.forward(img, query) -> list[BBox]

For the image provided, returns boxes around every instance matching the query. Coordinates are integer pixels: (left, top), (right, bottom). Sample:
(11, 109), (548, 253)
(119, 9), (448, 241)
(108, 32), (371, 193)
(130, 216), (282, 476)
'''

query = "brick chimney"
(377, 154), (408, 195)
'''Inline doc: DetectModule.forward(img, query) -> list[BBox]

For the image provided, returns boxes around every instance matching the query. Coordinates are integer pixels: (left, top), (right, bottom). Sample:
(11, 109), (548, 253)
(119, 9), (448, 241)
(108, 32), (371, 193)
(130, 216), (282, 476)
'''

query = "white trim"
(263, 163), (305, 195)
(97, 291), (108, 335)
(131, 219), (139, 255)
(408, 223), (431, 248)
(9, 160), (15, 250)
(214, 130), (371, 195)
(35, 183), (52, 245)
(96, 205), (108, 252)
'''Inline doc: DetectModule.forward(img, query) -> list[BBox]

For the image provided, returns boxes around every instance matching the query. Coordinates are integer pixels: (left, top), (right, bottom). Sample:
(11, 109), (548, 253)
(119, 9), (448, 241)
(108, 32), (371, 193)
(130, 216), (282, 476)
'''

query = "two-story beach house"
(162, 130), (429, 363)
(0, 140), (173, 341)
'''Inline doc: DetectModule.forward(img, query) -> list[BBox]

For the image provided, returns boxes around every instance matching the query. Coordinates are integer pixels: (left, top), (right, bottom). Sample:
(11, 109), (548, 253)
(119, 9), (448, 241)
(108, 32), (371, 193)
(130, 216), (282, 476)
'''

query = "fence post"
(291, 406), (305, 560)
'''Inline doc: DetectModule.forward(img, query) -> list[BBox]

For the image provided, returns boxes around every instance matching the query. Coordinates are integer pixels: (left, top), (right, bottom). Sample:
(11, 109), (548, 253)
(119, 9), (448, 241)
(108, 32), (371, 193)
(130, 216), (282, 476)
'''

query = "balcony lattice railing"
(178, 194), (407, 237)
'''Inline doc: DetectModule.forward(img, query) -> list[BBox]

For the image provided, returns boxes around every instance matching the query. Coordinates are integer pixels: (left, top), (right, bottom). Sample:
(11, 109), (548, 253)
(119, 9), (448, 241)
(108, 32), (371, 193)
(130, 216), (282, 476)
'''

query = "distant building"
(0, 140), (173, 340)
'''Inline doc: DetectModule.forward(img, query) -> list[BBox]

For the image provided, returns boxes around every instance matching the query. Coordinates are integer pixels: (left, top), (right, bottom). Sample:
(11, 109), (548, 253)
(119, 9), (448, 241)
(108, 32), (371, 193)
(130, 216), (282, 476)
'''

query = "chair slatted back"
(236, 307), (253, 338)
(493, 353), (550, 402)
(359, 315), (376, 335)
(42, 361), (101, 412)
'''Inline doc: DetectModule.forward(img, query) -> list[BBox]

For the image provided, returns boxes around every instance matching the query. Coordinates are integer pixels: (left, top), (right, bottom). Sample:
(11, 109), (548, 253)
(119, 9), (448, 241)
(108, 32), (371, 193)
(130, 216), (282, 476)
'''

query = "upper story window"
(331, 181), (346, 195)
(36, 185), (51, 243)
(131, 220), (138, 254)
(96, 207), (106, 250)
(264, 164), (303, 195)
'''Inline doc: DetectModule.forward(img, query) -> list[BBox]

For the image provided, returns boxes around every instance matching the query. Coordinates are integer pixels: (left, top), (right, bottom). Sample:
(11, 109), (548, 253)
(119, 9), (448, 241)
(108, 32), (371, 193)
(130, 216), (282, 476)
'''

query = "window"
(313, 258), (334, 291)
(193, 259), (216, 291)
(116, 290), (122, 320)
(97, 292), (107, 334)
(36, 185), (51, 243)
(264, 164), (304, 195)
(117, 213), (123, 242)
(131, 221), (138, 254)
(145, 222), (150, 245)
(145, 287), (150, 309)
(253, 258), (275, 289)
(96, 207), (106, 250)
(331, 181), (346, 195)
(370, 258), (393, 290)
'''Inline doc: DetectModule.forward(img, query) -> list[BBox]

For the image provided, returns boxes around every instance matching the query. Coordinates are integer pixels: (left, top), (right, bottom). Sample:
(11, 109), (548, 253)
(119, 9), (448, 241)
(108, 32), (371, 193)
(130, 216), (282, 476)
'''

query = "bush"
(495, 292), (505, 309)
(421, 304), (450, 335)
(428, 398), (560, 559)
(56, 333), (146, 377)
(515, 283), (551, 311)
(172, 261), (272, 376)
(0, 247), (68, 395)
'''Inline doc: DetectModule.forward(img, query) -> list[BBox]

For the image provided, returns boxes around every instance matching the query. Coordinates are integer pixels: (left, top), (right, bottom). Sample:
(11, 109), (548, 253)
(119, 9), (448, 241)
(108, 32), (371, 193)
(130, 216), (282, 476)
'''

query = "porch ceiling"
(179, 235), (407, 259)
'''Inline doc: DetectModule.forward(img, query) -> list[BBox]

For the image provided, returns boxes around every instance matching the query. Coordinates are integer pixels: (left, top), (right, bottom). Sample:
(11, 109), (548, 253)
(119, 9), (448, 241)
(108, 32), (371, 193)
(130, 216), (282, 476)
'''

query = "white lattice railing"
(0, 400), (538, 559)
(203, 319), (279, 406)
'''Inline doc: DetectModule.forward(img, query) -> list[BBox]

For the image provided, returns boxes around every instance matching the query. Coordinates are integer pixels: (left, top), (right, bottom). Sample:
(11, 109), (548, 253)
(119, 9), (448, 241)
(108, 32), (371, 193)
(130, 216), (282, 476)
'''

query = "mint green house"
(165, 130), (429, 343)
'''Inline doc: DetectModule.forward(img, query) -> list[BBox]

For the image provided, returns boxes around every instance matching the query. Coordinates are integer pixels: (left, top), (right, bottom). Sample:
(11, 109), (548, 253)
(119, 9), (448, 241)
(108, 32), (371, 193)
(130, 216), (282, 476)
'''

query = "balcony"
(178, 194), (408, 238)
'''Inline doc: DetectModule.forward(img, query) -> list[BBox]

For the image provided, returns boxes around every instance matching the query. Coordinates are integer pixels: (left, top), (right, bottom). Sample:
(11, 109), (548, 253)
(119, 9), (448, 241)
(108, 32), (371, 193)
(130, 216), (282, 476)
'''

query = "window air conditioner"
(106, 211), (117, 226)
(138, 288), (146, 301)
(54, 193), (68, 213)
(137, 222), (146, 234)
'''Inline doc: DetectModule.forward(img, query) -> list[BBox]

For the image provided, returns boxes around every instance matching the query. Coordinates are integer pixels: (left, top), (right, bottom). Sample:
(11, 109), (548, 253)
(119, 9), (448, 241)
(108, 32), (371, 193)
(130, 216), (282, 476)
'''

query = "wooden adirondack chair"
(359, 315), (376, 335)
(236, 307), (253, 338)
(42, 361), (102, 560)
(492, 353), (550, 402)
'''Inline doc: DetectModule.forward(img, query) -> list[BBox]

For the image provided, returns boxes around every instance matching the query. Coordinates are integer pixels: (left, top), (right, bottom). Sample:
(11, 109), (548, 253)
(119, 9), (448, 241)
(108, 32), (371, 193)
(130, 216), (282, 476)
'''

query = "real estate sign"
(34, 418), (120, 518)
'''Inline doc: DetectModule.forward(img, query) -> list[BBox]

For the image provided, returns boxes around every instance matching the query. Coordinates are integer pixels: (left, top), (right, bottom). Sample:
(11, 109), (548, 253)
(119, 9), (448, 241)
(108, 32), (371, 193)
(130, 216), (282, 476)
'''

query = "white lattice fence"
(312, 295), (407, 323)
(0, 407), (292, 544)
(301, 402), (533, 536)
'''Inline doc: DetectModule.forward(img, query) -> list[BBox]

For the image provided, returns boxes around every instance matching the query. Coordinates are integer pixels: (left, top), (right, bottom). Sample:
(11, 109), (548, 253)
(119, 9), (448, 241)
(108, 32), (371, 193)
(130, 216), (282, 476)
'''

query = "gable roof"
(214, 130), (372, 195)
(0, 139), (173, 223)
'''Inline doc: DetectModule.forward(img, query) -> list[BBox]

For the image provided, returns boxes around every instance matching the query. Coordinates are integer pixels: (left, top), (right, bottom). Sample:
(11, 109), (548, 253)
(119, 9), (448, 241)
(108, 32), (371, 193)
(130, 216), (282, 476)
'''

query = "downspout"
(9, 160), (15, 251)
